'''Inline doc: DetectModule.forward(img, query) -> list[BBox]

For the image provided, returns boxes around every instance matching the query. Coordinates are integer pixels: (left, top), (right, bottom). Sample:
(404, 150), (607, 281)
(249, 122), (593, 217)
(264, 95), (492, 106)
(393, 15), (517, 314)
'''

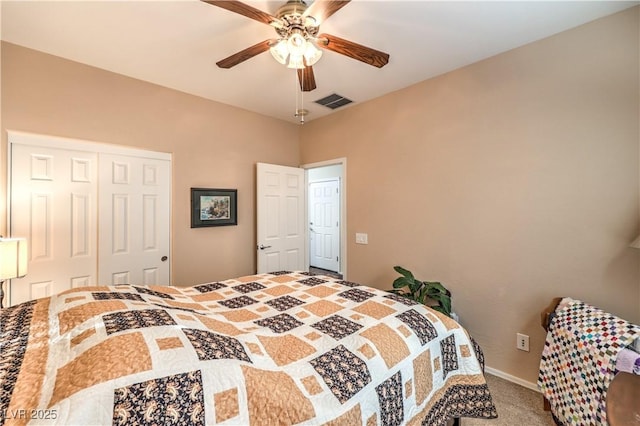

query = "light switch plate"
(355, 233), (368, 244)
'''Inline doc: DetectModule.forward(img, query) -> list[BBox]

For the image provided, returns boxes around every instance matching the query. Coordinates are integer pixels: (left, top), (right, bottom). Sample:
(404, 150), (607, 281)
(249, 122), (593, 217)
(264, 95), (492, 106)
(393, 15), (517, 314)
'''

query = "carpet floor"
(461, 373), (555, 425)
(309, 266), (342, 279)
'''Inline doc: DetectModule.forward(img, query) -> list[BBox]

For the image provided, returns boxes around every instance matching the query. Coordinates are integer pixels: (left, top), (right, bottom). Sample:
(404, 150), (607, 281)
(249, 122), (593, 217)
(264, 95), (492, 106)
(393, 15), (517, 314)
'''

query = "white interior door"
(10, 144), (98, 305)
(309, 179), (340, 272)
(256, 163), (305, 273)
(99, 153), (171, 285)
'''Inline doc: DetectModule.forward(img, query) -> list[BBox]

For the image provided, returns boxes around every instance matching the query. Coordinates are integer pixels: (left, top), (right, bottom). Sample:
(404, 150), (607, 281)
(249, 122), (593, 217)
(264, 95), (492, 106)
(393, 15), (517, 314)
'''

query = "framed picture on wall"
(191, 188), (237, 228)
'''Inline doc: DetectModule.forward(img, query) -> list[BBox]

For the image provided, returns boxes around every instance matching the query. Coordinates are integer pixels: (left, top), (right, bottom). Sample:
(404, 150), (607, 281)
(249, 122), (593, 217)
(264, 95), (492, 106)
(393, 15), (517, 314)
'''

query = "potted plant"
(389, 266), (452, 317)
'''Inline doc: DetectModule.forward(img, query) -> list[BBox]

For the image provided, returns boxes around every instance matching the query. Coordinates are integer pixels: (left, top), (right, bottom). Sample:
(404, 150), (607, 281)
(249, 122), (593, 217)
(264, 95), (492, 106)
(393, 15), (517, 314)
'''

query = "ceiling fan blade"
(318, 33), (389, 68)
(303, 0), (350, 24)
(297, 66), (317, 92)
(202, 1), (278, 26)
(216, 40), (272, 69)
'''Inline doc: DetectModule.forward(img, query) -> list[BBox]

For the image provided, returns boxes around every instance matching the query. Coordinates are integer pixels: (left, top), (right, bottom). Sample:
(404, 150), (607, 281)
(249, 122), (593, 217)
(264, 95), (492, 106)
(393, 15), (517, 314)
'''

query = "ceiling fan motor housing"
(273, 0), (319, 40)
(276, 0), (308, 20)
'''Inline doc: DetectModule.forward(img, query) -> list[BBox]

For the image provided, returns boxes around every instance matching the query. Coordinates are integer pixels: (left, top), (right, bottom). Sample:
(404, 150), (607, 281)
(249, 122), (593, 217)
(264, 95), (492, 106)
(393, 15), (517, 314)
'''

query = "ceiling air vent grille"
(314, 93), (353, 110)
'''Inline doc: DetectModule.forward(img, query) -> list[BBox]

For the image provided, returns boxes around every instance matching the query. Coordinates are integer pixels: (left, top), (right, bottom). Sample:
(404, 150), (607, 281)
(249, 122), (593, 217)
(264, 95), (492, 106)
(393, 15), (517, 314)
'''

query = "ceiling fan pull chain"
(295, 69), (299, 118)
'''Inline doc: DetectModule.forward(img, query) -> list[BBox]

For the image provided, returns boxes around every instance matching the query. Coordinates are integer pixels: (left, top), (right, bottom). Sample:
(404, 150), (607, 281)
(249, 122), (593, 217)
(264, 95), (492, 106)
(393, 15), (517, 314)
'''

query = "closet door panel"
(98, 154), (170, 286)
(10, 144), (98, 306)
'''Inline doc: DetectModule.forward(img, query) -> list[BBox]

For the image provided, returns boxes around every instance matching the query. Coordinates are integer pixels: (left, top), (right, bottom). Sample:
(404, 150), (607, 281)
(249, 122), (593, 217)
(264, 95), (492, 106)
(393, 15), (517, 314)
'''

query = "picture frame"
(191, 188), (237, 228)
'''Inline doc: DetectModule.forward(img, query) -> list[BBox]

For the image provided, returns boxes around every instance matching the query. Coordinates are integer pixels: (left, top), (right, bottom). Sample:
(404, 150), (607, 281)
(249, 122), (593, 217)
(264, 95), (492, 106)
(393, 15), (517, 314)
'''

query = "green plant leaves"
(392, 276), (413, 289)
(393, 266), (414, 279)
(426, 281), (447, 294)
(389, 266), (452, 317)
(440, 296), (452, 315)
(408, 279), (422, 294)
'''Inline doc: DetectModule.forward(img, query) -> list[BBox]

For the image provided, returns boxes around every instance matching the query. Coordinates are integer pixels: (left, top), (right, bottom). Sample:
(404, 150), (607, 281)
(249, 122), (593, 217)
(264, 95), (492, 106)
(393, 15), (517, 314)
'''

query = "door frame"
(301, 157), (347, 279)
(7, 130), (171, 160)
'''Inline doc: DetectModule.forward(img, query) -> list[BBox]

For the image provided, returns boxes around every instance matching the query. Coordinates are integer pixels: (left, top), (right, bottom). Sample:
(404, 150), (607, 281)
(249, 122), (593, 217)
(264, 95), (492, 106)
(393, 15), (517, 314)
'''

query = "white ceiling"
(1, 1), (637, 124)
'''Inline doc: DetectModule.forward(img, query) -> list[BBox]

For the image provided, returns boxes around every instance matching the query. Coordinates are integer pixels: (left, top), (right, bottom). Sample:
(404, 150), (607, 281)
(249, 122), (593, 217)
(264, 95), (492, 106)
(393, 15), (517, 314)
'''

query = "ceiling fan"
(202, 0), (390, 92)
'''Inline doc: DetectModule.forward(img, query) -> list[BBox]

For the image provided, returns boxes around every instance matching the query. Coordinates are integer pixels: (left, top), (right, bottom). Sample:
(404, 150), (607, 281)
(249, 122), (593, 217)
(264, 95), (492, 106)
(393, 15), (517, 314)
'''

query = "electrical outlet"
(516, 333), (530, 352)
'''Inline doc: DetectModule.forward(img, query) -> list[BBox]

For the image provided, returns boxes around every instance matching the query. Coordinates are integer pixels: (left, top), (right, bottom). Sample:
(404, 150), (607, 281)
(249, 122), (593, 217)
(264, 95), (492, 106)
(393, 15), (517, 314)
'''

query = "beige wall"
(1, 41), (300, 285)
(300, 7), (640, 383)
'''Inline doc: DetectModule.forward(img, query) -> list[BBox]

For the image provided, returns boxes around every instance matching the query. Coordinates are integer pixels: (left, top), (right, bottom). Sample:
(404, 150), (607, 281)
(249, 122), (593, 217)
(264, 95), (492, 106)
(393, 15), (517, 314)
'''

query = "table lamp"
(0, 238), (28, 308)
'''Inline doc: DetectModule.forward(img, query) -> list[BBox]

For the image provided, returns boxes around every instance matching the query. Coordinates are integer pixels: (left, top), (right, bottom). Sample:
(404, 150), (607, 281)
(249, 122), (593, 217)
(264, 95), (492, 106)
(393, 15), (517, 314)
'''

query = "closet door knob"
(161, 256), (168, 262)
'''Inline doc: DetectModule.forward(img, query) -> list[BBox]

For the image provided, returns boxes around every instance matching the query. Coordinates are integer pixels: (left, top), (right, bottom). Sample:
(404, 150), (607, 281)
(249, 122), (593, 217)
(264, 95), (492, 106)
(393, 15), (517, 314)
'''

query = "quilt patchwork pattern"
(218, 295), (258, 309)
(1, 272), (497, 426)
(183, 329), (252, 362)
(538, 297), (640, 425)
(312, 314), (363, 340)
(385, 293), (420, 306)
(441, 335), (459, 379)
(309, 344), (372, 403)
(397, 309), (439, 345)
(339, 288), (375, 302)
(376, 371), (404, 425)
(0, 301), (37, 417)
(92, 292), (144, 301)
(232, 282), (266, 294)
(113, 370), (205, 425)
(193, 282), (226, 293)
(254, 313), (303, 333)
(133, 286), (175, 300)
(103, 308), (176, 335)
(265, 295), (305, 311)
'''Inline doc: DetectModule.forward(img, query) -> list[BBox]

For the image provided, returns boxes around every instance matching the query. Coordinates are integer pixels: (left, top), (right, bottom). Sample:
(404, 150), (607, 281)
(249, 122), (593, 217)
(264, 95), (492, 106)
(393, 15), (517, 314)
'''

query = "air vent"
(314, 93), (353, 110)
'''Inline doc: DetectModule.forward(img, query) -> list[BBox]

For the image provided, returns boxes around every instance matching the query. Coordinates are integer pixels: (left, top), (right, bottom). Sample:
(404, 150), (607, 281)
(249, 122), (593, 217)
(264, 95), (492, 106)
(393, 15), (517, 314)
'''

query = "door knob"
(258, 244), (272, 250)
(161, 256), (168, 262)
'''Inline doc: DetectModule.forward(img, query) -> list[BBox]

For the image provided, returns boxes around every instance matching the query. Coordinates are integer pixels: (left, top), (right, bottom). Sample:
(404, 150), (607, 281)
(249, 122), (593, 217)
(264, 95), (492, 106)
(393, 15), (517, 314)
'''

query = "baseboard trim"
(484, 366), (540, 392)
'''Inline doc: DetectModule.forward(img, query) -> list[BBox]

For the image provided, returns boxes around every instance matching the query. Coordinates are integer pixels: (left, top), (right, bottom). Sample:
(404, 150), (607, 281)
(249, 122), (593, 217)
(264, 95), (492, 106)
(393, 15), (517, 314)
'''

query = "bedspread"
(1, 272), (496, 425)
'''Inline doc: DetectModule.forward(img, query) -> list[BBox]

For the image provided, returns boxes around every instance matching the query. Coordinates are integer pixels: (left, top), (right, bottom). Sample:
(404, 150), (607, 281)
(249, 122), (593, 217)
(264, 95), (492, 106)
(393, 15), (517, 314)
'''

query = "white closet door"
(10, 144), (98, 305)
(98, 153), (171, 285)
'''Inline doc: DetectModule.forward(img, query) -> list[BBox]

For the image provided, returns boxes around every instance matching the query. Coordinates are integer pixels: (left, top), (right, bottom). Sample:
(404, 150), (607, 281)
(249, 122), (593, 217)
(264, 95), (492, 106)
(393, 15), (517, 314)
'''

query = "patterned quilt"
(538, 297), (640, 425)
(1, 272), (497, 425)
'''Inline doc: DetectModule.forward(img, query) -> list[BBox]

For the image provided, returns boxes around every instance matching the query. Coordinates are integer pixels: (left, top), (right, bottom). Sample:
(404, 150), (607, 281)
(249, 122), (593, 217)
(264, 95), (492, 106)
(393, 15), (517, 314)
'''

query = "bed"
(1, 271), (497, 425)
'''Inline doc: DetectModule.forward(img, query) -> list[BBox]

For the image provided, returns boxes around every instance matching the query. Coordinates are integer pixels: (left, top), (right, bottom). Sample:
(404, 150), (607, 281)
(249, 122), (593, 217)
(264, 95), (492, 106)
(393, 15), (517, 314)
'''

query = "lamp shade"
(303, 40), (322, 66)
(287, 53), (305, 69)
(269, 39), (289, 65)
(631, 235), (640, 249)
(287, 32), (306, 56)
(0, 238), (28, 280)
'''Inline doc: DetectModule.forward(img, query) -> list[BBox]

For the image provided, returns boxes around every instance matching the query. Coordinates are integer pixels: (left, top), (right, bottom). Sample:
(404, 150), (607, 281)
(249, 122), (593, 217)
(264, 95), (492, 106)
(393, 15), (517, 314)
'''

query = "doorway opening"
(303, 158), (346, 279)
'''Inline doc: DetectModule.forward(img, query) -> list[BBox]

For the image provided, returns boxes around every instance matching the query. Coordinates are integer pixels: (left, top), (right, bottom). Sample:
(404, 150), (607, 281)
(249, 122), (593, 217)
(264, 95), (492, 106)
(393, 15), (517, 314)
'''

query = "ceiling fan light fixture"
(206, 0), (391, 95)
(287, 32), (307, 56)
(269, 39), (289, 65)
(303, 39), (322, 66)
(287, 53), (305, 69)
